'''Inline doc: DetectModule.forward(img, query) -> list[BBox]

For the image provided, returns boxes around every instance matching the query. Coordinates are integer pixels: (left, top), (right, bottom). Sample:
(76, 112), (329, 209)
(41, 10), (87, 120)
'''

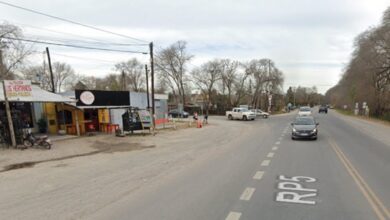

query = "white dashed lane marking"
(275, 141), (281, 145)
(272, 146), (278, 150)
(240, 187), (256, 201)
(225, 212), (242, 220)
(261, 159), (271, 166)
(253, 171), (265, 180)
(267, 152), (275, 158)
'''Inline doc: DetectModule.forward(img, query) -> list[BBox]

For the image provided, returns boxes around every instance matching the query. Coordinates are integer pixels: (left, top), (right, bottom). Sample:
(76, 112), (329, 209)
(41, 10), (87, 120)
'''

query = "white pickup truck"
(226, 108), (256, 121)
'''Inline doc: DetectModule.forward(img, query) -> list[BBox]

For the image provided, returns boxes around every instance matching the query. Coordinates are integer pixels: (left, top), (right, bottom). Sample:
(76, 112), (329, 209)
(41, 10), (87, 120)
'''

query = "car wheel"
(251, 118), (255, 121)
(313, 137), (318, 140)
(291, 136), (295, 140)
(243, 115), (247, 121)
(228, 115), (233, 120)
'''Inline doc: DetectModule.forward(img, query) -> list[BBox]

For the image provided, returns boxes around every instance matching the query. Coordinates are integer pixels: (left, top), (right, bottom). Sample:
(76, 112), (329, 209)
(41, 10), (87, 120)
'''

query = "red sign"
(4, 80), (32, 97)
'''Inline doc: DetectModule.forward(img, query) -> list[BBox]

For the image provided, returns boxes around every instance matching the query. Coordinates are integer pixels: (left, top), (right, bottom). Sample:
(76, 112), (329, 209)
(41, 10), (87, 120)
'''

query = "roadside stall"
(0, 80), (75, 147)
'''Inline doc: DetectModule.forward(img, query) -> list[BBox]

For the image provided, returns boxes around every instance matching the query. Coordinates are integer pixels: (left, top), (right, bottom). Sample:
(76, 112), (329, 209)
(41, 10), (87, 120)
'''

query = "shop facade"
(58, 90), (169, 134)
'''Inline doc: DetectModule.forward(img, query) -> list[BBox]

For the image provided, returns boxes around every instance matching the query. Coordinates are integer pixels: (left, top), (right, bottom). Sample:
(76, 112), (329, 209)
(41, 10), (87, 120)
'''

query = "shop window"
(57, 110), (73, 125)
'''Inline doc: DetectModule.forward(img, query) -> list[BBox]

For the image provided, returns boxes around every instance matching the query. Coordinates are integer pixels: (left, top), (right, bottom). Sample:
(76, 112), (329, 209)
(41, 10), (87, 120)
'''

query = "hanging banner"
(4, 80), (32, 98)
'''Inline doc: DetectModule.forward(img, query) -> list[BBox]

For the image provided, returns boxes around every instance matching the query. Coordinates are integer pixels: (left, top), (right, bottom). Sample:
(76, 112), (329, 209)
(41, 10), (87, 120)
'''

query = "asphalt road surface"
(0, 109), (389, 220)
(91, 109), (390, 220)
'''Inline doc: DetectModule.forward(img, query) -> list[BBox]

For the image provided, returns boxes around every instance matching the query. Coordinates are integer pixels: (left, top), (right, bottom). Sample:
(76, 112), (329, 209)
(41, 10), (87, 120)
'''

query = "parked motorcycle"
(23, 130), (51, 149)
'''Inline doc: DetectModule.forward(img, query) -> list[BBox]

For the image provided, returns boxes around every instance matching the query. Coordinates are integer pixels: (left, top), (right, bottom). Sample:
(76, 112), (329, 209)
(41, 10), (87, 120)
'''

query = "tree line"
(326, 7), (390, 119)
(0, 22), (289, 114)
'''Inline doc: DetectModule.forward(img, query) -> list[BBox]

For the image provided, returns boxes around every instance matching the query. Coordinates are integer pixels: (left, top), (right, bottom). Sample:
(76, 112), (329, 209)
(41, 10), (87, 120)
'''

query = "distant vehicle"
(250, 109), (270, 118)
(319, 106), (328, 113)
(298, 106), (312, 116)
(226, 107), (256, 121)
(168, 109), (189, 118)
(291, 116), (319, 140)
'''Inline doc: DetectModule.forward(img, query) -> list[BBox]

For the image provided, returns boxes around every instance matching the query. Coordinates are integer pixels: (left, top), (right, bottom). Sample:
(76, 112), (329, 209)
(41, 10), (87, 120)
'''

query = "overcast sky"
(1, 0), (389, 93)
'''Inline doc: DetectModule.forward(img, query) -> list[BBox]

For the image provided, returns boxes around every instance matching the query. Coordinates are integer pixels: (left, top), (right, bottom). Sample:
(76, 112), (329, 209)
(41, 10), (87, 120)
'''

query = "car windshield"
(294, 117), (315, 125)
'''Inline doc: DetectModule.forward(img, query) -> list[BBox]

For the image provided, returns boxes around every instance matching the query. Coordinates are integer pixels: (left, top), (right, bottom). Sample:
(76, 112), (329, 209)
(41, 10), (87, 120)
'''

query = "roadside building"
(0, 81), (75, 144)
(59, 90), (168, 133)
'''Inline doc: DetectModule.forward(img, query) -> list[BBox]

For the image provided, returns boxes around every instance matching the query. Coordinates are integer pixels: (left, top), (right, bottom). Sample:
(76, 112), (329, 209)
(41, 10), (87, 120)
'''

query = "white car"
(250, 109), (270, 118)
(298, 106), (312, 116)
(226, 108), (256, 121)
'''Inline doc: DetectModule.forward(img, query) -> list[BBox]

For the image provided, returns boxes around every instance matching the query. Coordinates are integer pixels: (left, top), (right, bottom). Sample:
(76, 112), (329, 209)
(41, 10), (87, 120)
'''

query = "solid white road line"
(253, 171), (265, 180)
(240, 187), (256, 201)
(261, 159), (271, 166)
(226, 212), (242, 220)
(272, 147), (278, 150)
(267, 152), (275, 158)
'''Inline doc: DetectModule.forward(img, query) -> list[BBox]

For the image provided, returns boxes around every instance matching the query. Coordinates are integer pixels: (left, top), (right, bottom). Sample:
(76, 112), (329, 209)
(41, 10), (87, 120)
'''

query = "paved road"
(0, 110), (389, 220)
(90, 110), (390, 220)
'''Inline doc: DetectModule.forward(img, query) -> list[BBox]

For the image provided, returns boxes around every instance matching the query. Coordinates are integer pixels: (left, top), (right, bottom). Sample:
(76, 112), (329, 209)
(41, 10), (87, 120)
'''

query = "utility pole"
(121, 70), (126, 91)
(45, 47), (55, 93)
(145, 64), (150, 109)
(268, 59), (272, 113)
(2, 81), (16, 147)
(149, 42), (155, 130)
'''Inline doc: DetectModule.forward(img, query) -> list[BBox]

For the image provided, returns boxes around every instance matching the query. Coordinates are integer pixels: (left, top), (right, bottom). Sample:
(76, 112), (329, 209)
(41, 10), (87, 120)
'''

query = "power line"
(50, 52), (120, 64)
(2, 36), (148, 54)
(25, 34), (148, 47)
(0, 1), (149, 43)
(1, 19), (148, 46)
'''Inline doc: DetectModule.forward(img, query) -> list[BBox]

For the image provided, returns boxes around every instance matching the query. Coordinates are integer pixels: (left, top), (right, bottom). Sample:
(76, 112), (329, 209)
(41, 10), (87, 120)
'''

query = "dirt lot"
(0, 116), (266, 220)
(0, 118), (197, 172)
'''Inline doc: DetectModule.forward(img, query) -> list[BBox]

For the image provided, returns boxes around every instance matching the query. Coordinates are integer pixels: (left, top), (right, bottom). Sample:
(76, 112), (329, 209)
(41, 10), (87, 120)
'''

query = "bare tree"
(244, 59), (284, 109)
(327, 7), (390, 117)
(115, 58), (145, 92)
(0, 22), (32, 80)
(191, 59), (222, 114)
(220, 59), (239, 108)
(232, 71), (250, 107)
(23, 62), (76, 92)
(156, 41), (193, 105)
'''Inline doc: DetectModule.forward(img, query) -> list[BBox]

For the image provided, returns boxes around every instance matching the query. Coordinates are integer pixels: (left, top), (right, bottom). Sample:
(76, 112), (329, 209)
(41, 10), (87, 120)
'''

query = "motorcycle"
(23, 129), (51, 149)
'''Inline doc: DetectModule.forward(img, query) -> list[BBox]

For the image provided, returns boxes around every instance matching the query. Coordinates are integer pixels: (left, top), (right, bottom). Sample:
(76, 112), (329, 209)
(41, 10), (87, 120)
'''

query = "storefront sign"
(76, 90), (130, 106)
(4, 80), (32, 98)
(80, 91), (95, 105)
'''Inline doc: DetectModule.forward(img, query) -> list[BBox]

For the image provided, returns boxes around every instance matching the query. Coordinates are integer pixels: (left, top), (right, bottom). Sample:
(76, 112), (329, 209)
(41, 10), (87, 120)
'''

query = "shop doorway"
(84, 109), (99, 132)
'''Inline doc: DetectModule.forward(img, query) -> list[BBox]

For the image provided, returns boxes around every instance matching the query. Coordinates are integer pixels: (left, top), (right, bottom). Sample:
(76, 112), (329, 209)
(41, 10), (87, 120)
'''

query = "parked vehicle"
(23, 130), (51, 149)
(168, 109), (189, 118)
(226, 108), (256, 121)
(298, 106), (312, 116)
(319, 106), (328, 113)
(291, 116), (319, 140)
(250, 109), (270, 118)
